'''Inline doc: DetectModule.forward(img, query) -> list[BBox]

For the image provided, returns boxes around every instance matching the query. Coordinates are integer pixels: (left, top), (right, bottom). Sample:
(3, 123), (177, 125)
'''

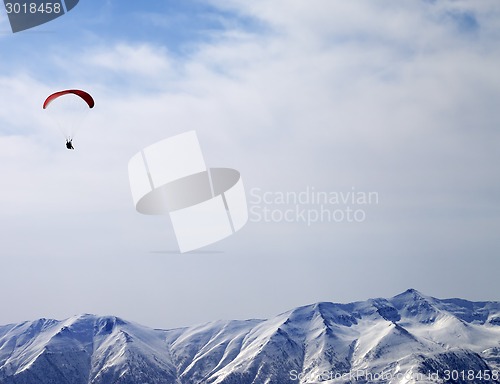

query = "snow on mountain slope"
(166, 319), (262, 383)
(0, 314), (177, 384)
(0, 289), (499, 384)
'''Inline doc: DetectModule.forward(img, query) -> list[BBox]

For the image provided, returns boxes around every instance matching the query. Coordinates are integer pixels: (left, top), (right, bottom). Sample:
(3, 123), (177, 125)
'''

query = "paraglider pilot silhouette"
(43, 89), (95, 150)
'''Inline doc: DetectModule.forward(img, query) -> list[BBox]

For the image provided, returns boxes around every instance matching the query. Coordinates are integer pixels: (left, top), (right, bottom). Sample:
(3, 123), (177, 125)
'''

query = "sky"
(0, 0), (499, 330)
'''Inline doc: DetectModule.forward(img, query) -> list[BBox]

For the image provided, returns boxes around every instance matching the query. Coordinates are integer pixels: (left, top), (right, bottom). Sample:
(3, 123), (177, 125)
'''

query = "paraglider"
(43, 89), (95, 149)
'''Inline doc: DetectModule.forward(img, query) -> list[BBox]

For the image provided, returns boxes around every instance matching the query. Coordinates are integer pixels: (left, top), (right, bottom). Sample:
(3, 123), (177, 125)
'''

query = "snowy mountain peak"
(389, 289), (441, 323)
(1, 291), (500, 384)
(391, 288), (432, 305)
(95, 315), (127, 336)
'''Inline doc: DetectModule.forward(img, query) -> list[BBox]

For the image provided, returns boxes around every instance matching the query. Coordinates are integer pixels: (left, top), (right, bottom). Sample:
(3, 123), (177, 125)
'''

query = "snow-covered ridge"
(0, 289), (499, 383)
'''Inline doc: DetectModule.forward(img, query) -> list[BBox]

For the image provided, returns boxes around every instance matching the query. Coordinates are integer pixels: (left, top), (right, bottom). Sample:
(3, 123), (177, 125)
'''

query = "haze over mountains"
(1, 289), (499, 383)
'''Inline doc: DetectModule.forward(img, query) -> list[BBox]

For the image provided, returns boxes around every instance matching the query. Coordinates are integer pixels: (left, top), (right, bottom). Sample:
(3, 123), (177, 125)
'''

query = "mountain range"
(1, 289), (499, 383)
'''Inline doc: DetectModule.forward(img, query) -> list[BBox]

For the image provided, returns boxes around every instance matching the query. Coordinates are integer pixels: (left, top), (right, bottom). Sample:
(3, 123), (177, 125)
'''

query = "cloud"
(3, 0), (499, 213)
(83, 43), (172, 77)
(5, 0), (498, 215)
(1, 0), (499, 328)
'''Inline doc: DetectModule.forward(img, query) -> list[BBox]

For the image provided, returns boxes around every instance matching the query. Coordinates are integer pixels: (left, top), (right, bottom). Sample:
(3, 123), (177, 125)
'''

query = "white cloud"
(83, 43), (172, 76)
(1, 0), (500, 328)
(5, 0), (497, 212)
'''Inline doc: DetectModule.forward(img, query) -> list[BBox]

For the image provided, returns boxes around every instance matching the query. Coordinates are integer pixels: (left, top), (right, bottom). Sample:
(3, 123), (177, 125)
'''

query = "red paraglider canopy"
(43, 89), (95, 109)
